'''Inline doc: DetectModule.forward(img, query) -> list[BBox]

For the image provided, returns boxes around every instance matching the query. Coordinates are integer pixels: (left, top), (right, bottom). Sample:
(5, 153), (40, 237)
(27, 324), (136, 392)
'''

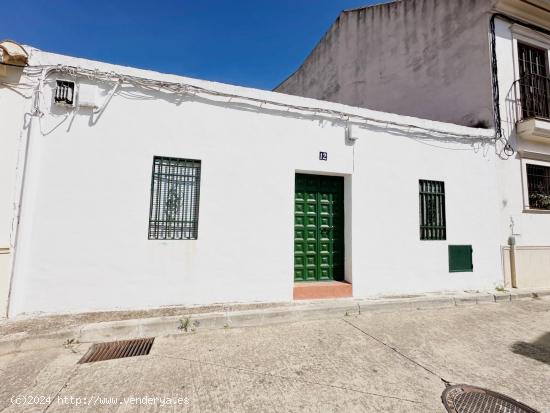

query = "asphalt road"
(1, 298), (549, 412)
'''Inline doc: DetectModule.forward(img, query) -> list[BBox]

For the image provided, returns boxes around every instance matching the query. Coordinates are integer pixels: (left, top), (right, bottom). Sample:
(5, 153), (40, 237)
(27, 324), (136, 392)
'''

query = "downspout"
(5, 67), (45, 318)
(508, 236), (518, 288)
(6, 116), (35, 317)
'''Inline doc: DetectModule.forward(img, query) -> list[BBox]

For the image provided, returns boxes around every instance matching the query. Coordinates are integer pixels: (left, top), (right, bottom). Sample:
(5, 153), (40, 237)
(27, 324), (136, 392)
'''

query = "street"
(1, 298), (549, 412)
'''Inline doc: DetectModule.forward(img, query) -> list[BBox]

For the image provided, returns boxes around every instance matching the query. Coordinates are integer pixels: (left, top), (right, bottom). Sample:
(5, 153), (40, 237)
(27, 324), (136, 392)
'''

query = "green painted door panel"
(294, 174), (345, 282)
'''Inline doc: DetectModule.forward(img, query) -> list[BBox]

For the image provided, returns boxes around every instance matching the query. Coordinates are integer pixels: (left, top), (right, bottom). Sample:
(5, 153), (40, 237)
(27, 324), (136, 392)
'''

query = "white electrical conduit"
(9, 63), (495, 143)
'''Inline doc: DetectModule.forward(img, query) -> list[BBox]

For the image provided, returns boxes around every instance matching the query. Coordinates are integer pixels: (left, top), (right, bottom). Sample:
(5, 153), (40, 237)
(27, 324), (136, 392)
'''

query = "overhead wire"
(2, 62), (494, 146)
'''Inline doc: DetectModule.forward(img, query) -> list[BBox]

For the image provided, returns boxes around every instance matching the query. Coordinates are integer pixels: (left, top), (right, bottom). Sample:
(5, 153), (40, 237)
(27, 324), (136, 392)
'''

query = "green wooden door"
(294, 174), (344, 281)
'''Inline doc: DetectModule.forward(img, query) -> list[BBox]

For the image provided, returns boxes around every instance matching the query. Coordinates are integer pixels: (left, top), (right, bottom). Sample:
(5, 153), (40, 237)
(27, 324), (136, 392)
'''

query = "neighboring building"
(0, 45), (501, 316)
(276, 0), (498, 128)
(277, 0), (550, 294)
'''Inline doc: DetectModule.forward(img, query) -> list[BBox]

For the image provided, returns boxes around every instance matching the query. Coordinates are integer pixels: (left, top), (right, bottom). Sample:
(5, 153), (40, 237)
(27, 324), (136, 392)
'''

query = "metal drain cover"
(78, 337), (155, 364)
(442, 385), (539, 413)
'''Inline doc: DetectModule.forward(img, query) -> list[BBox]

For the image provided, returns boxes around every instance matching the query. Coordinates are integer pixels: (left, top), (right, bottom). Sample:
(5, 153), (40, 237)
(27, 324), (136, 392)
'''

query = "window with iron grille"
(419, 180), (446, 241)
(526, 163), (550, 210)
(148, 157), (201, 240)
(518, 42), (549, 119)
(54, 80), (75, 105)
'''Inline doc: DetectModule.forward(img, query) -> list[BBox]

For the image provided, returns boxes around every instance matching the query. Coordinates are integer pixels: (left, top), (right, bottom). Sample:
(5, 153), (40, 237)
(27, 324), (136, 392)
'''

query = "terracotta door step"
(293, 281), (352, 300)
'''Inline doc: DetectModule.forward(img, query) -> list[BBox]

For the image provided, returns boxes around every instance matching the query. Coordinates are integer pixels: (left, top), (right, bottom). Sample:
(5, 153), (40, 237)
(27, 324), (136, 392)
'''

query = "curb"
(1, 289), (549, 356)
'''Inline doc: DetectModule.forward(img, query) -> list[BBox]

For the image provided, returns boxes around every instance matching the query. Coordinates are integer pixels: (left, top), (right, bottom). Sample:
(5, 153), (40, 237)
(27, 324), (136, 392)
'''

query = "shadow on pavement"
(511, 332), (550, 365)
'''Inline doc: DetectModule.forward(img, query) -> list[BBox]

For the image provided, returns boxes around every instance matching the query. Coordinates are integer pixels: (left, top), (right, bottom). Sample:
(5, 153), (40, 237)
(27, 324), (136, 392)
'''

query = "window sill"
(523, 208), (550, 214)
(517, 118), (550, 143)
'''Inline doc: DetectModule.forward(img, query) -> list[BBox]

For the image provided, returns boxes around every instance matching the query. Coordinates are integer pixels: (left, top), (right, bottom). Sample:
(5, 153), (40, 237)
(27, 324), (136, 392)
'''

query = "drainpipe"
(5, 67), (45, 318)
(508, 236), (517, 288)
(5, 112), (37, 318)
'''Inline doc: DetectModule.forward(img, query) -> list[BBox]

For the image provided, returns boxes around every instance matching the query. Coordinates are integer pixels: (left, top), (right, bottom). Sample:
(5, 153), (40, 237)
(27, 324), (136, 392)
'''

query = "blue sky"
(1, 1), (382, 90)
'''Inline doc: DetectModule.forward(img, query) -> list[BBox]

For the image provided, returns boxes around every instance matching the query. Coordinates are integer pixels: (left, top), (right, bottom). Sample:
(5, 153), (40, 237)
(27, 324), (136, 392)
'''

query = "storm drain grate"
(78, 337), (155, 364)
(442, 385), (539, 413)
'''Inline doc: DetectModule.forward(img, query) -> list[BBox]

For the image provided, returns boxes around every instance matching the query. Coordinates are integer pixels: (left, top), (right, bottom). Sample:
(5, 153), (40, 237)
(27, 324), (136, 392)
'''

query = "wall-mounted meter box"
(78, 83), (98, 108)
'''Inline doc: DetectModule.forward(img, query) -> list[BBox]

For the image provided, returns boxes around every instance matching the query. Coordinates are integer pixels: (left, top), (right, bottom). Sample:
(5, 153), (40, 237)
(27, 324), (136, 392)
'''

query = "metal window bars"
(148, 157), (201, 240)
(526, 163), (550, 210)
(515, 73), (550, 119)
(419, 180), (446, 241)
(514, 43), (550, 120)
(54, 80), (75, 105)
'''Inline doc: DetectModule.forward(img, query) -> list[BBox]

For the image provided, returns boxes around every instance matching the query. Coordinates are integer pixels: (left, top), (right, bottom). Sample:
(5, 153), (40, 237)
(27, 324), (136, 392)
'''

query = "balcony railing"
(513, 73), (550, 120)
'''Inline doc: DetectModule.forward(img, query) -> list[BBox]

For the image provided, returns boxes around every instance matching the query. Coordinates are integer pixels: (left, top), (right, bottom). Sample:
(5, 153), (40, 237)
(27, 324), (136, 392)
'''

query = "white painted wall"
(269, 2), (550, 292)
(3, 48), (501, 316)
(494, 18), (550, 248)
(0, 65), (29, 317)
(352, 130), (501, 296)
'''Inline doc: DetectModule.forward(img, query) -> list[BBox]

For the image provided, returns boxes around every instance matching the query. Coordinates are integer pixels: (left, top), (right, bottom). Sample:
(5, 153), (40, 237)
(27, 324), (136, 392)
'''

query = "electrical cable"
(11, 63), (494, 145)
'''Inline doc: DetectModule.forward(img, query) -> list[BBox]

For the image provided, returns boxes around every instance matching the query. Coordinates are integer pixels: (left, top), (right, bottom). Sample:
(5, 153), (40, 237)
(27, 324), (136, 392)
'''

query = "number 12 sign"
(319, 152), (328, 161)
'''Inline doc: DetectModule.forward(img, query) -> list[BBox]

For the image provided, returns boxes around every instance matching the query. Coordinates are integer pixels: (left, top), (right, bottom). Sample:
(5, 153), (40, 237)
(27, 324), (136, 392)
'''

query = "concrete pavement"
(2, 289), (549, 357)
(0, 298), (549, 412)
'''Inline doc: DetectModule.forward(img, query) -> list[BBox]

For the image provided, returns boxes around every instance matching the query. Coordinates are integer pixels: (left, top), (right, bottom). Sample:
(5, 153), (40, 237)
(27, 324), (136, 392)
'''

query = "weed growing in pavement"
(179, 317), (191, 332)
(63, 338), (79, 353)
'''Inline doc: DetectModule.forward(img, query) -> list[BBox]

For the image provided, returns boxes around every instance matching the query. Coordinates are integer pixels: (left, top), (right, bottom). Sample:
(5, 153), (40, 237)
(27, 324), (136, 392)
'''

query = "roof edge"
(273, 11), (344, 91)
(274, 0), (401, 92)
(342, 0), (401, 14)
(22, 45), (495, 139)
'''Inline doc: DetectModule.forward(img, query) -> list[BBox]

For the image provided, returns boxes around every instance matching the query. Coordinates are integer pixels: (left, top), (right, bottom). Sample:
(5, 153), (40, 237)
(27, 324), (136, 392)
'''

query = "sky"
(0, 0), (383, 90)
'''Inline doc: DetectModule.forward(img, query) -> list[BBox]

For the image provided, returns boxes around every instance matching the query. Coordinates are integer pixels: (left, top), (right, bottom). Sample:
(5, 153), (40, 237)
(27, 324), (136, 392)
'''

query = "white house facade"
(491, 3), (550, 289)
(276, 0), (550, 294)
(0, 44), (513, 317)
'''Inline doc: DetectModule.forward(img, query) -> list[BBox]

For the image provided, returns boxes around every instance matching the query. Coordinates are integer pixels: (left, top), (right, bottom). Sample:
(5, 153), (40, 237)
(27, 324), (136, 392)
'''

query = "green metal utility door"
(294, 174), (345, 281)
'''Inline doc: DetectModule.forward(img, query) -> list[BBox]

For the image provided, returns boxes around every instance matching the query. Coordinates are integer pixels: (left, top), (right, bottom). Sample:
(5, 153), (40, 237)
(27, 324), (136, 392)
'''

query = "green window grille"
(148, 156), (201, 240)
(448, 245), (473, 273)
(526, 163), (550, 210)
(419, 180), (446, 240)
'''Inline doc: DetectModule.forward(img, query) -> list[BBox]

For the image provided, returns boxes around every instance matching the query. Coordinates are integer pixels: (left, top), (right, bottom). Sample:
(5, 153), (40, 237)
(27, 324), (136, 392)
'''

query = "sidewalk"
(1, 288), (549, 356)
